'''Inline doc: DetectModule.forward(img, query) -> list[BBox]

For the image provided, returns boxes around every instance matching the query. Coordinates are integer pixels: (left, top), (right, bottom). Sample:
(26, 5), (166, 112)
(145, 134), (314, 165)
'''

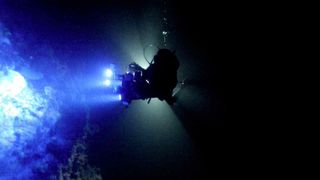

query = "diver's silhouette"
(118, 48), (179, 105)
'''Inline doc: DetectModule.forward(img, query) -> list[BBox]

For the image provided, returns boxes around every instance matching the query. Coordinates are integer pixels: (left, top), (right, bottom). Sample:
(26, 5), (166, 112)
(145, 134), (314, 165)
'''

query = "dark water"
(0, 0), (225, 179)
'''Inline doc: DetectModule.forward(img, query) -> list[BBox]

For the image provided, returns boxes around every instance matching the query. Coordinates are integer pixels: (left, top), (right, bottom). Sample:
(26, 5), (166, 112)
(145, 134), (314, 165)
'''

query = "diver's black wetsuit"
(120, 49), (179, 105)
(145, 49), (179, 102)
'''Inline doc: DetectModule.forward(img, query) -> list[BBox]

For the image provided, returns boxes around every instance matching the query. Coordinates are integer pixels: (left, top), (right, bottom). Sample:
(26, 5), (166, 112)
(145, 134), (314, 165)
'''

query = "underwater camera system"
(103, 48), (180, 106)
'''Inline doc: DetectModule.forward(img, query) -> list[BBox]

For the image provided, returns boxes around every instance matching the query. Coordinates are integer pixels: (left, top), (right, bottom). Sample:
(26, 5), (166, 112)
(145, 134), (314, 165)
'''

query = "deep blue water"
(1, 0), (225, 179)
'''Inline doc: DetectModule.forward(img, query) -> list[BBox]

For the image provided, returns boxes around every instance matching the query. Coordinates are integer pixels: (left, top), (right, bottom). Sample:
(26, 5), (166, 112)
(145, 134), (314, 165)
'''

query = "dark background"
(1, 0), (226, 179)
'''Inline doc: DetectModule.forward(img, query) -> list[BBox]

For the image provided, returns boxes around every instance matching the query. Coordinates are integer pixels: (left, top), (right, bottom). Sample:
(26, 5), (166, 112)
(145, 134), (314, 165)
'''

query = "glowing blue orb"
(105, 69), (113, 78)
(104, 79), (111, 86)
(118, 94), (122, 101)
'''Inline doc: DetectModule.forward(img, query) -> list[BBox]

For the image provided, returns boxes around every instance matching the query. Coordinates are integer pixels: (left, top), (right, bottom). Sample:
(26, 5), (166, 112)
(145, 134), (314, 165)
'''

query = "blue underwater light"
(0, 68), (60, 154)
(0, 69), (27, 98)
(103, 65), (121, 88)
(105, 68), (113, 78)
(103, 66), (114, 87)
(104, 79), (111, 86)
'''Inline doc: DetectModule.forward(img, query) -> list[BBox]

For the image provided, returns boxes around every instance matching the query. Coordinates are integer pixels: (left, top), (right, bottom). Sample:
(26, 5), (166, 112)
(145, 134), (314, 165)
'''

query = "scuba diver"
(118, 48), (179, 105)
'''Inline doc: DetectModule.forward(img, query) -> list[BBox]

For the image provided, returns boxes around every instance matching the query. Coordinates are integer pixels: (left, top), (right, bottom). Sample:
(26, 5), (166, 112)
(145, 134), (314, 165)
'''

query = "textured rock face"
(0, 20), (102, 179)
(0, 68), (60, 155)
(0, 22), (62, 179)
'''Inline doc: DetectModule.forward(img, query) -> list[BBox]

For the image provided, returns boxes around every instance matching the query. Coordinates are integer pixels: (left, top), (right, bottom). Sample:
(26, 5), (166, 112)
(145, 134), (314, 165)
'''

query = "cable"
(143, 44), (156, 65)
(143, 0), (170, 65)
(162, 0), (169, 47)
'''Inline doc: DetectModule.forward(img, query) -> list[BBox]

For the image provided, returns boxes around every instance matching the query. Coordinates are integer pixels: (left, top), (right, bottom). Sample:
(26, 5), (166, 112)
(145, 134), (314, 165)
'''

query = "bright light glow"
(104, 79), (111, 86)
(105, 69), (113, 78)
(118, 94), (122, 101)
(0, 69), (27, 97)
(0, 68), (60, 153)
(4, 102), (20, 117)
(1, 22), (63, 178)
